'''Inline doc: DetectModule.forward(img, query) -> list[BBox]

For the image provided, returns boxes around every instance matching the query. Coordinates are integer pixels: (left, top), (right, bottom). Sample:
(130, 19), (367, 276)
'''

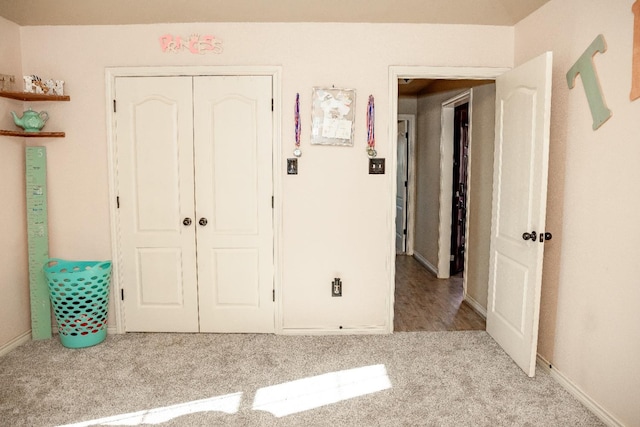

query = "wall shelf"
(0, 130), (65, 138)
(1, 91), (70, 138)
(0, 91), (70, 102)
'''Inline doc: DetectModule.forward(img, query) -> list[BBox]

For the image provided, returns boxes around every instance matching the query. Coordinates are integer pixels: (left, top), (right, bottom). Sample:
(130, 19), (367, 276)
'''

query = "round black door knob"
(183, 218), (192, 226)
(199, 218), (208, 226)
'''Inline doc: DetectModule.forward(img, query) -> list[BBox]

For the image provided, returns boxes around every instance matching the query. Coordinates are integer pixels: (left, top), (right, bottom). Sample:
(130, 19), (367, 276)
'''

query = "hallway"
(394, 255), (486, 332)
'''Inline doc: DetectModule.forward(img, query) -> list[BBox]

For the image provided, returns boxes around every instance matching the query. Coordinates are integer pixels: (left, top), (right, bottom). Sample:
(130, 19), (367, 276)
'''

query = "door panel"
(487, 52), (552, 376)
(116, 76), (199, 332)
(193, 76), (274, 333)
(137, 248), (188, 305)
(210, 95), (259, 233)
(212, 249), (260, 305)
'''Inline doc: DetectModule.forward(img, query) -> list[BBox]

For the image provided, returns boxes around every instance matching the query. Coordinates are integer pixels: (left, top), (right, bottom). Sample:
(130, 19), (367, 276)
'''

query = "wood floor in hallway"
(394, 254), (486, 332)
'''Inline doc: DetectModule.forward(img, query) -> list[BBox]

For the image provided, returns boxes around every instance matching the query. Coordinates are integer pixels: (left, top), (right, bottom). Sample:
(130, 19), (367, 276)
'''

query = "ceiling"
(0, 0), (550, 26)
(398, 78), (495, 97)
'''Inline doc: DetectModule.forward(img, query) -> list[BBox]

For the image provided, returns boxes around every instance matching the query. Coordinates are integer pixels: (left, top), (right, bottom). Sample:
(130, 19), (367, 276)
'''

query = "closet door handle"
(183, 218), (192, 226)
(199, 218), (208, 226)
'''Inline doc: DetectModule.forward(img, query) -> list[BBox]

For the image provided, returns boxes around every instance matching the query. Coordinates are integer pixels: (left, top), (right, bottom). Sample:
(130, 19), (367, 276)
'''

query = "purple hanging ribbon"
(367, 95), (375, 149)
(295, 93), (301, 148)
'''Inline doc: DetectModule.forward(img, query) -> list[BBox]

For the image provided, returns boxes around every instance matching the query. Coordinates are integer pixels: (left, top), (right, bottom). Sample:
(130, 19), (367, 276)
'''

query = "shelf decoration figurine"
(23, 75), (64, 96)
(11, 108), (49, 132)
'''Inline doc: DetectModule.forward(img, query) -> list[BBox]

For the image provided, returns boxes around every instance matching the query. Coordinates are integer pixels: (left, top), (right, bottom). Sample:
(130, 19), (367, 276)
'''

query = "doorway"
(389, 56), (554, 376)
(395, 114), (416, 255)
(450, 102), (469, 275)
(394, 76), (497, 332)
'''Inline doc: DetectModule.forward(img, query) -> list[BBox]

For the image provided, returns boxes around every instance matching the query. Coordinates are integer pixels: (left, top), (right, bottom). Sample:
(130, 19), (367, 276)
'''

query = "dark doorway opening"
(450, 103), (469, 275)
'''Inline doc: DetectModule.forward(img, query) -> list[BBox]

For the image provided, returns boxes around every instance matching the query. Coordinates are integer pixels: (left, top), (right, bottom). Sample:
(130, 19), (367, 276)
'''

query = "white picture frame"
(310, 87), (356, 146)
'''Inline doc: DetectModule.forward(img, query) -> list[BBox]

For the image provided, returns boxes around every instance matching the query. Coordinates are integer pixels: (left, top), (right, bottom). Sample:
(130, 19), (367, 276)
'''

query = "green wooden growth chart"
(26, 146), (52, 340)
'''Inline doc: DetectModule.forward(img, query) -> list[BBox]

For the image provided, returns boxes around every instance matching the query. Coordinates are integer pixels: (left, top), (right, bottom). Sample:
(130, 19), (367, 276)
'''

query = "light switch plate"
(287, 158), (298, 175)
(369, 158), (385, 174)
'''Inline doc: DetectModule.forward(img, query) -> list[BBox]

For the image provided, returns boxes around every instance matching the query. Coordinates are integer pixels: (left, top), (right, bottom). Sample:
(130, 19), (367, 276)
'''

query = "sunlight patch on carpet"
(252, 364), (392, 417)
(57, 392), (243, 426)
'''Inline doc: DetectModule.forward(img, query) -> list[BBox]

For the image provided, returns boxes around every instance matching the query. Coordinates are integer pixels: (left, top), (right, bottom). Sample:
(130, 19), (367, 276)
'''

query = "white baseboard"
(0, 330), (31, 358)
(412, 251), (438, 276)
(281, 326), (388, 335)
(536, 355), (623, 427)
(463, 293), (487, 319)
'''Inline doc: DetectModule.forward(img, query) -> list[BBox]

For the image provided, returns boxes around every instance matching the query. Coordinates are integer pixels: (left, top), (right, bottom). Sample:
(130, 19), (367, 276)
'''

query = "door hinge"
(113, 100), (116, 113)
(403, 228), (407, 235)
(272, 289), (275, 302)
(404, 181), (408, 188)
(120, 289), (124, 301)
(116, 196), (120, 209)
(272, 196), (274, 208)
(405, 132), (409, 139)
(271, 99), (274, 111)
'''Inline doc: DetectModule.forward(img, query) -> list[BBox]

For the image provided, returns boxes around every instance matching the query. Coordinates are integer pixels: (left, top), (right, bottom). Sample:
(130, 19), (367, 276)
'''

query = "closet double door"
(115, 75), (274, 333)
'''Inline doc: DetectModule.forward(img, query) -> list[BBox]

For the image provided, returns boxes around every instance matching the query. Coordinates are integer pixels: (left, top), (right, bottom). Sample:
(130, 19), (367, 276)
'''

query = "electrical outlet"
(332, 278), (342, 297)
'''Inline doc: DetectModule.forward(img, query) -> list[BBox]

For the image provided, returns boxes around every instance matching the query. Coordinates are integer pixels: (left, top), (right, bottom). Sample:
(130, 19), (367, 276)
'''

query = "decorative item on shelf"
(23, 75), (64, 95)
(11, 108), (49, 132)
(366, 95), (377, 158)
(0, 74), (15, 92)
(293, 92), (302, 157)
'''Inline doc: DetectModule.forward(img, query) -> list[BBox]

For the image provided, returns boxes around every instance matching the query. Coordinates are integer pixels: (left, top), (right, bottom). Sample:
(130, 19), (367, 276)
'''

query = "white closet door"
(116, 76), (199, 332)
(193, 76), (274, 333)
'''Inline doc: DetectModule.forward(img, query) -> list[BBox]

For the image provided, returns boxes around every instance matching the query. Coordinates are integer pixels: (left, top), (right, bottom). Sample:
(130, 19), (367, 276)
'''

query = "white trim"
(437, 105), (454, 278)
(0, 330), (31, 357)
(281, 327), (388, 335)
(437, 90), (471, 279)
(412, 251), (438, 276)
(463, 293), (487, 319)
(536, 356), (624, 427)
(388, 65), (509, 335)
(461, 89), (475, 308)
(105, 66), (283, 334)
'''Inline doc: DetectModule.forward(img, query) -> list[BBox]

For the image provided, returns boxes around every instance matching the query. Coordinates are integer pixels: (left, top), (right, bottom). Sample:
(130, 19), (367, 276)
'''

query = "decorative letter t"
(566, 34), (612, 130)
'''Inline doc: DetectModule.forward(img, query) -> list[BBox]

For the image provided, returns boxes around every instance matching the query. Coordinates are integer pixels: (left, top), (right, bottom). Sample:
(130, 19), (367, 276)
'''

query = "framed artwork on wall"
(310, 87), (355, 146)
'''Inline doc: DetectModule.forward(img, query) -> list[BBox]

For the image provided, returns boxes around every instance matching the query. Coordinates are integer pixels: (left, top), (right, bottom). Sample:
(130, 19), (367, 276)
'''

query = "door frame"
(397, 114), (416, 256)
(105, 66), (283, 334)
(387, 66), (508, 332)
(437, 90), (471, 279)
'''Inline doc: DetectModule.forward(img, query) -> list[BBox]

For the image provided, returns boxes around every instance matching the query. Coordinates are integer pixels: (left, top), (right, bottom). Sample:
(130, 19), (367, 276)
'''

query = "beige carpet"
(0, 331), (603, 426)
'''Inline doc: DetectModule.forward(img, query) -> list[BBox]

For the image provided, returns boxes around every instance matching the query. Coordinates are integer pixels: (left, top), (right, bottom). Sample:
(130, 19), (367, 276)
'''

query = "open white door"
(396, 120), (409, 253)
(487, 52), (553, 377)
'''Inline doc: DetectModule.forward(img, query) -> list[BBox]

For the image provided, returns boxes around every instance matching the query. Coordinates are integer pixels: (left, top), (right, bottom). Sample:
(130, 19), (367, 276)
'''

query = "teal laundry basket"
(43, 258), (112, 349)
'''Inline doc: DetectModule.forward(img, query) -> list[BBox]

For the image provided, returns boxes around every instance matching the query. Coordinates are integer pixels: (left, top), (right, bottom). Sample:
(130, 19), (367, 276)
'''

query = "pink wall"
(0, 16), (28, 350)
(12, 22), (512, 333)
(516, 1), (640, 425)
